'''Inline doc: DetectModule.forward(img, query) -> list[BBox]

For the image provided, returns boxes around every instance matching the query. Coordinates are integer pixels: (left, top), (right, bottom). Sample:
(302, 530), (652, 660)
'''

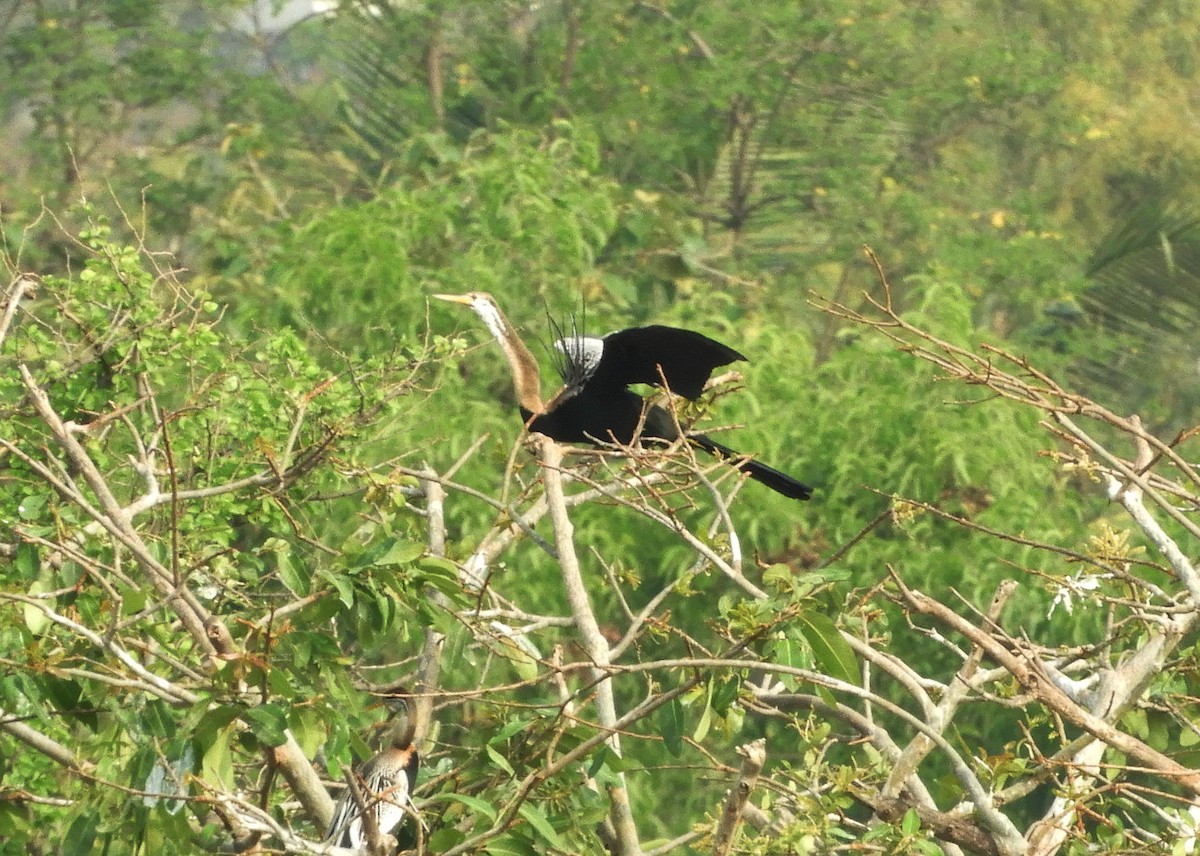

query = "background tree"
(3, 0), (1200, 853)
(3, 225), (1199, 854)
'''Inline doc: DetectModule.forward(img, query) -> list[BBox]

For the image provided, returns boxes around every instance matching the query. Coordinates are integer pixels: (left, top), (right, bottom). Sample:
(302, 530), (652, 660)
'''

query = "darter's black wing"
(530, 385), (646, 445)
(588, 326), (746, 400)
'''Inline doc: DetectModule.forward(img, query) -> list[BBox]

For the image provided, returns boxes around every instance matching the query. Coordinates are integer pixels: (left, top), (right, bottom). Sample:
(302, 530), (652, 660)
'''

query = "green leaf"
(484, 837), (539, 856)
(762, 563), (793, 590)
(495, 634), (538, 681)
(416, 555), (460, 578)
(518, 802), (565, 848)
(17, 493), (48, 521)
(417, 556), (469, 603)
(120, 585), (148, 616)
(1121, 708), (1148, 740)
(200, 727), (234, 789)
(374, 539), (424, 567)
(243, 704), (288, 747)
(583, 743), (636, 778)
(15, 543), (38, 578)
(711, 676), (740, 712)
(797, 610), (859, 687)
(1147, 712), (1172, 752)
(492, 717), (536, 742)
(319, 570), (354, 608)
(62, 811), (97, 856)
(23, 579), (50, 636)
(486, 744), (516, 776)
(692, 700), (713, 743)
(290, 707), (325, 757)
(195, 706), (242, 749)
(901, 807), (921, 835)
(427, 827), (466, 851)
(270, 540), (309, 597)
(141, 699), (178, 739)
(660, 697), (684, 757)
(693, 679), (714, 743)
(267, 667), (293, 698)
(585, 745), (611, 779)
(443, 792), (499, 822)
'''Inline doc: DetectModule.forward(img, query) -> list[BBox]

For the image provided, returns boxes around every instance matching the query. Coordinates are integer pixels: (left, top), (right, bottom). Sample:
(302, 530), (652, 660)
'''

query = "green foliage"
(4, 2), (1200, 853)
(242, 123), (617, 350)
(1, 2), (217, 240)
(0, 216), (440, 849)
(1068, 202), (1200, 430)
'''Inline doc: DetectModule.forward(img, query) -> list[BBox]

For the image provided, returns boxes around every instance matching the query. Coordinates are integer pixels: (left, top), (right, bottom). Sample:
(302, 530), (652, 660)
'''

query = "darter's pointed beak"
(432, 293), (473, 305)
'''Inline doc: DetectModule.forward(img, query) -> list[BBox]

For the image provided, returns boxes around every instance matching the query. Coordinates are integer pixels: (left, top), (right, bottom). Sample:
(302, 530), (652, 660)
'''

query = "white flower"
(1047, 571), (1112, 617)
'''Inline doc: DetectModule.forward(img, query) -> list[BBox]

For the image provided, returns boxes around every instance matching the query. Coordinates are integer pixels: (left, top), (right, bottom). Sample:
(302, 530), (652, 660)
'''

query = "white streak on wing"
(342, 765), (415, 847)
(553, 336), (604, 383)
(325, 752), (418, 847)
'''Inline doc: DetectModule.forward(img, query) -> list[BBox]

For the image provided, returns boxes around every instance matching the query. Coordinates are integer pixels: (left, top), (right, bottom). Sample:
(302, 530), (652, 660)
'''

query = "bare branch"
(537, 437), (642, 856)
(273, 732), (335, 831)
(893, 576), (1200, 796)
(16, 365), (230, 663)
(883, 580), (1017, 798)
(0, 707), (94, 776)
(712, 738), (766, 856)
(3, 593), (197, 705)
(0, 275), (35, 350)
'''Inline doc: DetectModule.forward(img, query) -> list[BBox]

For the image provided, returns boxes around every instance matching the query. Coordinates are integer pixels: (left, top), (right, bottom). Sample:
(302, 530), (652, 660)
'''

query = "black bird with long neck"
(324, 699), (421, 848)
(434, 292), (812, 501)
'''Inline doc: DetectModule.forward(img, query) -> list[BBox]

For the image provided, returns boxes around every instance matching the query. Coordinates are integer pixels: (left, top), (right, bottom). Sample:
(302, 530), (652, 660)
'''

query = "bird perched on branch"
(434, 292), (812, 501)
(324, 699), (421, 850)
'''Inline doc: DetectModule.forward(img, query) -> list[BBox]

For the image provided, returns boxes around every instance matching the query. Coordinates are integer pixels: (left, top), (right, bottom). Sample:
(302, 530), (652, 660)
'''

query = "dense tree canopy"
(2, 2), (1200, 855)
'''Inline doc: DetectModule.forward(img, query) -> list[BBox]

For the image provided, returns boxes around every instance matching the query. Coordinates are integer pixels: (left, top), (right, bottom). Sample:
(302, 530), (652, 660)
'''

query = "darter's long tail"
(689, 434), (813, 501)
